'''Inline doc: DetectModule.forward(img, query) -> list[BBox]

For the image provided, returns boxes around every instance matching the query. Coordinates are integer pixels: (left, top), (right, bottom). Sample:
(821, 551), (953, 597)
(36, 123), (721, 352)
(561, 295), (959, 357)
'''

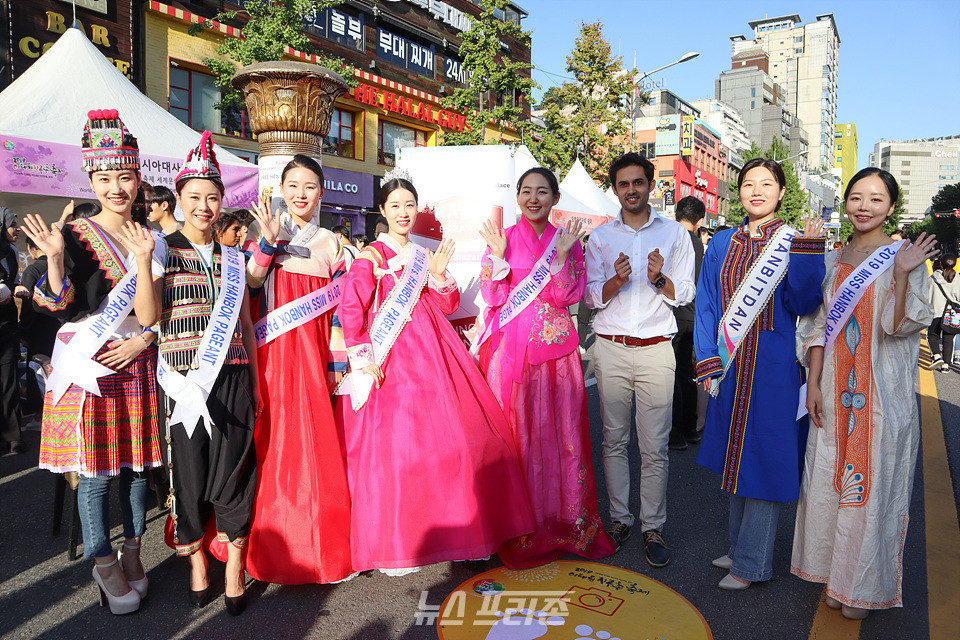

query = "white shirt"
(585, 206), (696, 339)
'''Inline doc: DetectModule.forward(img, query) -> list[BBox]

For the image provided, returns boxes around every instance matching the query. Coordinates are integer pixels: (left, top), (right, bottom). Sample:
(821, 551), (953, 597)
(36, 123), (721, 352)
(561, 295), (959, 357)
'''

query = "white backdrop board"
(397, 145), (518, 340)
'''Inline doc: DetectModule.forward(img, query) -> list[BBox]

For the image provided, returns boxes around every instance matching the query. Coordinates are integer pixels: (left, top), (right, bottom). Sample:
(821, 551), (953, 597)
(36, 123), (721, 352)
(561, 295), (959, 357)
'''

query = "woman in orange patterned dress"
(793, 168), (937, 619)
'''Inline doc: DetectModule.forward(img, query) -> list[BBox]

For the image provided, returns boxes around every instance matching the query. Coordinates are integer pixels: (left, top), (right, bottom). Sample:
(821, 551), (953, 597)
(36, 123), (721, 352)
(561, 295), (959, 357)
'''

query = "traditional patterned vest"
(159, 231), (247, 373)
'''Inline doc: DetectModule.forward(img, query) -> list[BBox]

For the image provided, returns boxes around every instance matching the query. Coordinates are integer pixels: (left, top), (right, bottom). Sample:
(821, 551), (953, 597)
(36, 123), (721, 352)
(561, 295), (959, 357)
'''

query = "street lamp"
(630, 52), (700, 149)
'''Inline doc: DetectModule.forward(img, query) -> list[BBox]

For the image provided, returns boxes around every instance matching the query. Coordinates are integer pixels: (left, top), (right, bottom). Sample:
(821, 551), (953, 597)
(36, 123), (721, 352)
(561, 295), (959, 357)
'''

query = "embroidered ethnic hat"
(175, 130), (224, 193)
(80, 109), (140, 172)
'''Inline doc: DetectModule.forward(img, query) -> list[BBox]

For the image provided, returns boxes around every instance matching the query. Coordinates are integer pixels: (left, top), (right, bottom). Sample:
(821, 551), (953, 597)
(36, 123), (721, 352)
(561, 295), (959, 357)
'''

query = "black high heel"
(189, 587), (211, 609)
(224, 592), (246, 616)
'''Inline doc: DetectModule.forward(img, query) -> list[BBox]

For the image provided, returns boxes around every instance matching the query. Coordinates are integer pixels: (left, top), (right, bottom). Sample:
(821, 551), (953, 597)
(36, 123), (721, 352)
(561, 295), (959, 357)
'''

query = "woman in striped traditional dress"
(21, 110), (163, 615)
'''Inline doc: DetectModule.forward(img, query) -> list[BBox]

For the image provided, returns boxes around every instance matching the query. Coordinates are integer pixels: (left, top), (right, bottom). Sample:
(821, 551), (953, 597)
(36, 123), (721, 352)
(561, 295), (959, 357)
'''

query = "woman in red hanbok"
(338, 175), (535, 575)
(477, 167), (615, 568)
(239, 155), (355, 584)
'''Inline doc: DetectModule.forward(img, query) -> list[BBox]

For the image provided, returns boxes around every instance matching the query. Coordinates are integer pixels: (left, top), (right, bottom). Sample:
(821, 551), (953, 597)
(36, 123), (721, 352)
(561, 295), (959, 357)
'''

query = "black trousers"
(929, 318), (955, 363)
(670, 321), (698, 445)
(168, 365), (257, 554)
(0, 338), (21, 444)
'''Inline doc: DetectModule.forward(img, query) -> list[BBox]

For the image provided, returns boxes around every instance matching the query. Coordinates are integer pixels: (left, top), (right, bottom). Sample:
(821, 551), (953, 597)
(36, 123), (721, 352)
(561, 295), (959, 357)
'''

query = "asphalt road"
(1, 339), (957, 640)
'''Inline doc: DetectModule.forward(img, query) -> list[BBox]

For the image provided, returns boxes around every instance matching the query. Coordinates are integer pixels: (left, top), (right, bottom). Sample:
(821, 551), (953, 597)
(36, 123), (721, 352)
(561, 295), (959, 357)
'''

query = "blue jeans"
(77, 469), (149, 559)
(728, 494), (780, 582)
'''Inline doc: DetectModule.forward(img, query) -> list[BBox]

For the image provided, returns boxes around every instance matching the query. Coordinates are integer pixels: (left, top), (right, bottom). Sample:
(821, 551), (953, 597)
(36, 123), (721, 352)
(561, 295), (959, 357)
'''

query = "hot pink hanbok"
(478, 218), (614, 568)
(338, 234), (535, 572)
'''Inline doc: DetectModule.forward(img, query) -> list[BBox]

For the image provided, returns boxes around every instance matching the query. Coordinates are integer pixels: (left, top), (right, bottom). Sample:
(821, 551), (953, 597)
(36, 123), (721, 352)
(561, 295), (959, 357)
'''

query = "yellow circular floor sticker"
(437, 561), (711, 640)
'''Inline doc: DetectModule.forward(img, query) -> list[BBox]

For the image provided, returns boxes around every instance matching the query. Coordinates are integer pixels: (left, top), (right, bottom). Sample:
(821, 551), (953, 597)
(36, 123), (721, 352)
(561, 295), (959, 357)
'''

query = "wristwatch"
(653, 273), (667, 290)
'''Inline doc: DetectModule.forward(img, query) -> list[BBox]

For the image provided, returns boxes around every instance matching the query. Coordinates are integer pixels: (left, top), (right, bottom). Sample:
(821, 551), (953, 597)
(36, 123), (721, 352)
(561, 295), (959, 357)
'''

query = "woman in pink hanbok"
(477, 167), (615, 568)
(337, 175), (535, 575)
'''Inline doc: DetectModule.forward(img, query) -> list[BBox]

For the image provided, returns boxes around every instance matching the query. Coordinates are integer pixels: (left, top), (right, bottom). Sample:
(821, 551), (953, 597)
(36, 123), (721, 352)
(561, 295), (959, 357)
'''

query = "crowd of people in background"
(0, 108), (957, 628)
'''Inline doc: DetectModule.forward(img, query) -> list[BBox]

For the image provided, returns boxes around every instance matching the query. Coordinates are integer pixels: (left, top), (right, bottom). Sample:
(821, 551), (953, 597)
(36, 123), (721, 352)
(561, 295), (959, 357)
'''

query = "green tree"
(726, 138), (808, 227)
(529, 22), (636, 186)
(189, 0), (354, 131)
(441, 0), (536, 146)
(838, 189), (904, 242)
(906, 182), (960, 252)
(931, 182), (960, 213)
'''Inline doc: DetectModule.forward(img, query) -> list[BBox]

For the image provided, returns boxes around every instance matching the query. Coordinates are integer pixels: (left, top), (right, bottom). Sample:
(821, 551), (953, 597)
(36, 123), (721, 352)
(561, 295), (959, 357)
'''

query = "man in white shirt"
(585, 153), (696, 567)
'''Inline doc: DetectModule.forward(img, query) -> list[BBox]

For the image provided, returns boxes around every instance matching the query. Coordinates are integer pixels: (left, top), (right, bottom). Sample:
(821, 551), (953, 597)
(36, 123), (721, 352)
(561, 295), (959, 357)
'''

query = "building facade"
(730, 14), (839, 171)
(0, 0), (139, 89)
(715, 62), (808, 168)
(834, 122), (857, 193)
(143, 0), (531, 235)
(871, 137), (960, 224)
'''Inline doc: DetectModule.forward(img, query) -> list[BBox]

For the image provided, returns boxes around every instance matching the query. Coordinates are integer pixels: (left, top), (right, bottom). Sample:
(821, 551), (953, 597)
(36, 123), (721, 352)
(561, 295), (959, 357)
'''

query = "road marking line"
(808, 590), (861, 639)
(0, 465), (37, 486)
(918, 362), (960, 640)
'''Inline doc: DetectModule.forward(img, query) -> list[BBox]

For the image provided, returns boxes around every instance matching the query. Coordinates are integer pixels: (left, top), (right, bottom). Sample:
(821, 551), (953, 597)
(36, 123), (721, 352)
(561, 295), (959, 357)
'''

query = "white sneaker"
(931, 355), (943, 368)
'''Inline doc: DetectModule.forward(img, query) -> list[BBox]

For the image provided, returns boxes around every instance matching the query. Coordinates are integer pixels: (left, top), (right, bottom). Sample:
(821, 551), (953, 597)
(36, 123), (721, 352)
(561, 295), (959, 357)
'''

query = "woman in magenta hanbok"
(338, 175), (535, 575)
(476, 168), (615, 568)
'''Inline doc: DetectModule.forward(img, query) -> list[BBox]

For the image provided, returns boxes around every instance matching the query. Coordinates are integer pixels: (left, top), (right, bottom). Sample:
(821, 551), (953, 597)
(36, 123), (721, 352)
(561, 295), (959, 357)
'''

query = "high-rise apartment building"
(715, 64), (808, 166)
(871, 137), (960, 224)
(834, 123), (857, 193)
(730, 14), (839, 171)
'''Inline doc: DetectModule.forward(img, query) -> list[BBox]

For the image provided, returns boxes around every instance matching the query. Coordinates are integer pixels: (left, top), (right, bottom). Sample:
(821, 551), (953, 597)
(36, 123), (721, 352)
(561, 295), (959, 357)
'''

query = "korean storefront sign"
(655, 115), (680, 156)
(377, 27), (436, 78)
(404, 0), (473, 32)
(303, 6), (364, 52)
(680, 116), (694, 157)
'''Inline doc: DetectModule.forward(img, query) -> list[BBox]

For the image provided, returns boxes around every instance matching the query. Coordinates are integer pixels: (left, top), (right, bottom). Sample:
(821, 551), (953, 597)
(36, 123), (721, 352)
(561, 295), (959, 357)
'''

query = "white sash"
(470, 227), (560, 356)
(712, 224), (795, 397)
(157, 246), (245, 438)
(48, 269), (140, 405)
(254, 278), (343, 347)
(335, 244), (429, 410)
(823, 240), (904, 354)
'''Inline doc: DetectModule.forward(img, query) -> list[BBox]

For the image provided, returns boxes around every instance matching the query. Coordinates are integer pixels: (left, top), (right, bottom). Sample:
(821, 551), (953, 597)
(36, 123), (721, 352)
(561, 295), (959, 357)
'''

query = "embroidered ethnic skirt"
(39, 340), (162, 477)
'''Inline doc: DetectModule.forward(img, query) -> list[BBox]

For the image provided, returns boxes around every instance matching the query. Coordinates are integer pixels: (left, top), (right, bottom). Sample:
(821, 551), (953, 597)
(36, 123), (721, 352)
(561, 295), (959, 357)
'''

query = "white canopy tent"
(512, 146), (613, 233)
(0, 27), (258, 220)
(560, 158), (619, 221)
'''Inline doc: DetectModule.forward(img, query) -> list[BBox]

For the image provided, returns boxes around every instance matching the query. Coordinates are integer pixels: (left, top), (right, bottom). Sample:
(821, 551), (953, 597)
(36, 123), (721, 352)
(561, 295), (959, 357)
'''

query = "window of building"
(378, 120), (426, 166)
(169, 66), (221, 133)
(836, 144), (842, 150)
(750, 100), (755, 109)
(323, 108), (356, 158)
(751, 88), (756, 97)
(795, 47), (803, 53)
(940, 165), (956, 171)
(169, 65), (250, 138)
(794, 36), (803, 43)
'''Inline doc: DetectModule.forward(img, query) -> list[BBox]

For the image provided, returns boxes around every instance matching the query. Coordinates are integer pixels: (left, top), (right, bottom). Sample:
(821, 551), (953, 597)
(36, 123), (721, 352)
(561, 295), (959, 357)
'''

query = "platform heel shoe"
(92, 559), (141, 615)
(119, 543), (148, 598)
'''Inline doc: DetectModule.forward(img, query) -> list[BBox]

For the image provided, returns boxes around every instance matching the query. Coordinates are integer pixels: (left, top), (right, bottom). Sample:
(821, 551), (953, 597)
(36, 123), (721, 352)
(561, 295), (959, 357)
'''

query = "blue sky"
(519, 0), (960, 168)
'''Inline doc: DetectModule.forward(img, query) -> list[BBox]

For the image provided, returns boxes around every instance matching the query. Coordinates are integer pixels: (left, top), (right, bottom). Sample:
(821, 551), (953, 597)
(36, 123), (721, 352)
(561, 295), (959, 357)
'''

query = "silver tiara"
(381, 167), (413, 186)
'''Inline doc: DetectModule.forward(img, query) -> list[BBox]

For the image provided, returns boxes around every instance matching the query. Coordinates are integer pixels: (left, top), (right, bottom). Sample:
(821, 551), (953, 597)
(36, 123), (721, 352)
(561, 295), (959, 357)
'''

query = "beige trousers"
(594, 337), (675, 531)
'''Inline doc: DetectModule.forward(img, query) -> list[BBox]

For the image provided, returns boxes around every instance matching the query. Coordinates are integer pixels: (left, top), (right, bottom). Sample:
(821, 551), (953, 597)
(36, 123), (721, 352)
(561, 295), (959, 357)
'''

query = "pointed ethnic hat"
(174, 131), (224, 192)
(80, 109), (140, 172)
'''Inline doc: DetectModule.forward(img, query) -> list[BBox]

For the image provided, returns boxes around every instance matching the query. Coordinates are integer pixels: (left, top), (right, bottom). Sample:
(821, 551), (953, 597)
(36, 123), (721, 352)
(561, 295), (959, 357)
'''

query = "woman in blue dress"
(694, 158), (825, 589)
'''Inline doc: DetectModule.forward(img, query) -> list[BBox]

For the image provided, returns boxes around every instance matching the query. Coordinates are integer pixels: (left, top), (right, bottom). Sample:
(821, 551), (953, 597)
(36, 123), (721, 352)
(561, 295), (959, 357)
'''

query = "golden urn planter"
(231, 61), (348, 157)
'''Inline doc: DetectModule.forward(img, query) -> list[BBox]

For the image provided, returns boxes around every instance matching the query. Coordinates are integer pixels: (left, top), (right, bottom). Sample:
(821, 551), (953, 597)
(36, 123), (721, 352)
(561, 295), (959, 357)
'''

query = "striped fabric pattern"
(39, 341), (162, 477)
(160, 245), (247, 372)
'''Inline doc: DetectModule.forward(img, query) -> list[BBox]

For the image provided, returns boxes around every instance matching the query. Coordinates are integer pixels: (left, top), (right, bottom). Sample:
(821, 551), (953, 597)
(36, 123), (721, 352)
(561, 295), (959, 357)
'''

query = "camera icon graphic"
(561, 585), (625, 617)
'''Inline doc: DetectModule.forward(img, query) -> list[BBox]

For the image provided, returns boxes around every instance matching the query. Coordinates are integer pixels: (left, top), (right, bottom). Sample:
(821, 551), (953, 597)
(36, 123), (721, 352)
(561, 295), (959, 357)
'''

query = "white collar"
(377, 233), (416, 271)
(614, 205), (661, 232)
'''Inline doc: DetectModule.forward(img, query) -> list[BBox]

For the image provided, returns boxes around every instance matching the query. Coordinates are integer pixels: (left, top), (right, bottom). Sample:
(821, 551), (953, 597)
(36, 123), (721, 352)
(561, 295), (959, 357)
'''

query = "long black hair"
(281, 154), (324, 184)
(517, 167), (559, 195)
(379, 178), (418, 208)
(843, 167), (899, 203)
